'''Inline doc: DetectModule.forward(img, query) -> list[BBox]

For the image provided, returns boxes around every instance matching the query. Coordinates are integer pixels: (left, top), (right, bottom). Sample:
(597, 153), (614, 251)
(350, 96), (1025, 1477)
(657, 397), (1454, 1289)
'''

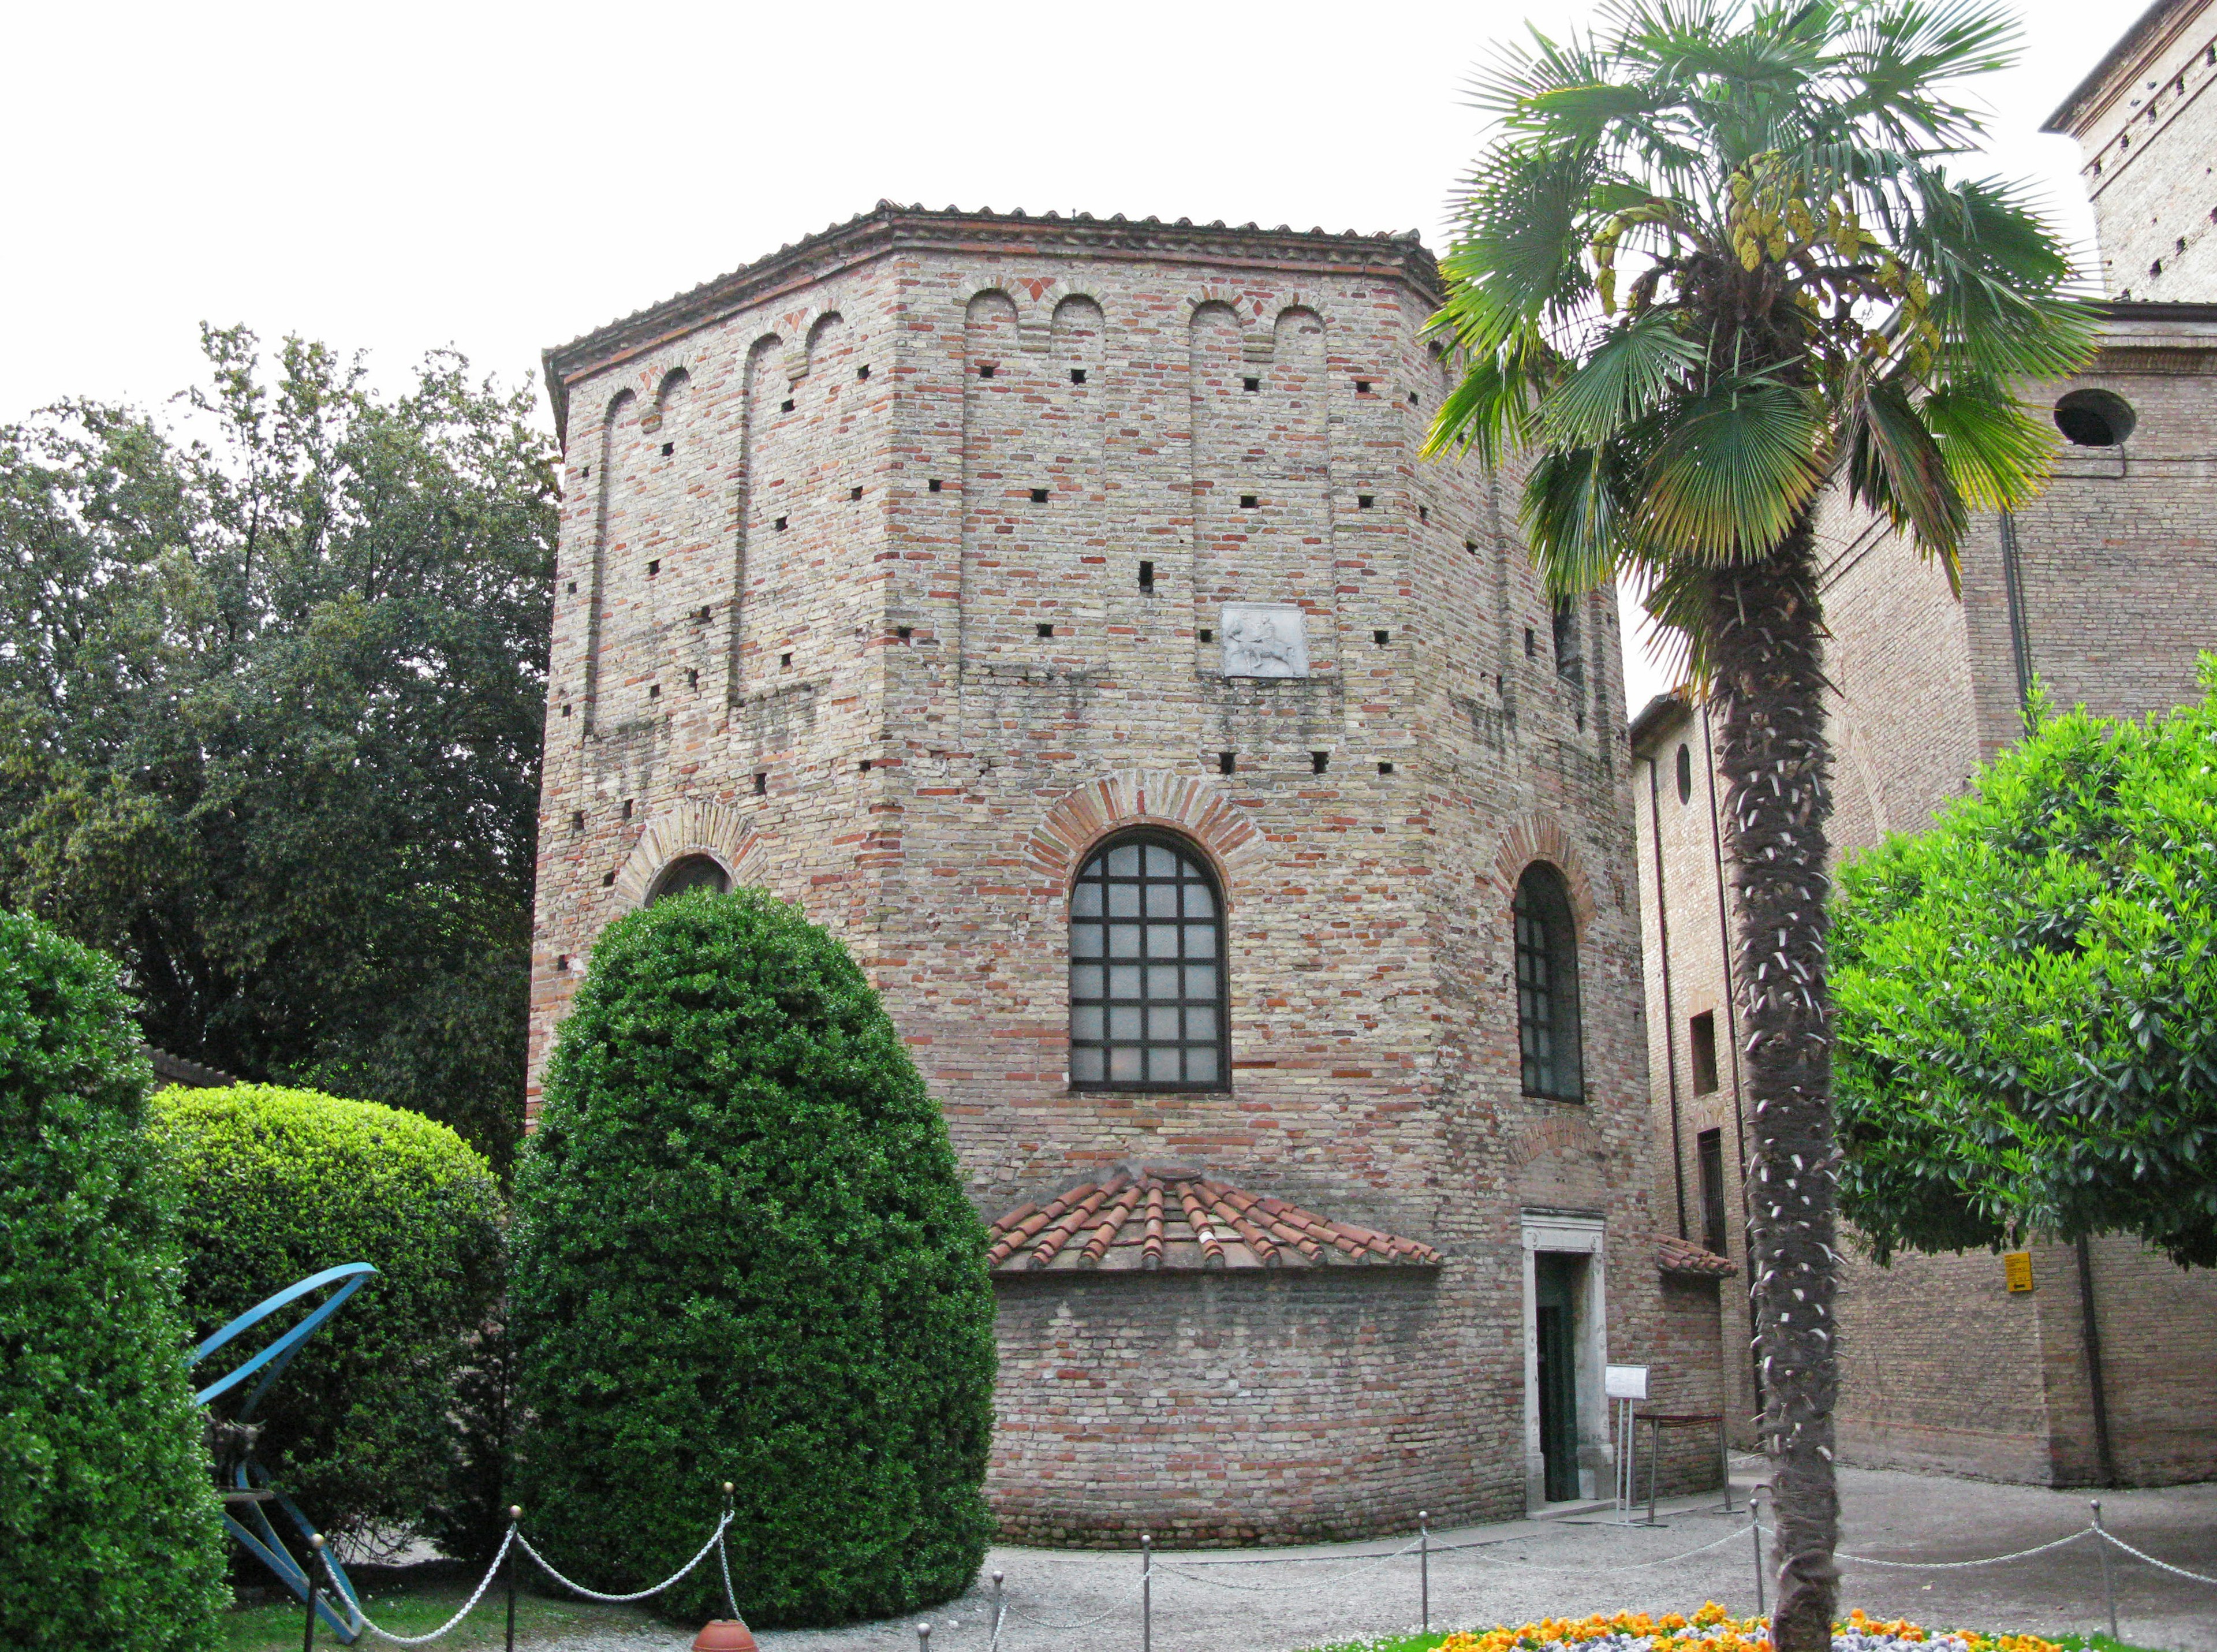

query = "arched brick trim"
(613, 799), (770, 908)
(1488, 810), (1599, 930)
(1022, 771), (1268, 904)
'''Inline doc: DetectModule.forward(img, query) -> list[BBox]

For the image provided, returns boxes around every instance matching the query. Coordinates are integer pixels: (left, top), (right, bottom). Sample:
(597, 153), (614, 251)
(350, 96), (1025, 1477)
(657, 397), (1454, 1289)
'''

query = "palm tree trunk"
(1704, 514), (1839, 1652)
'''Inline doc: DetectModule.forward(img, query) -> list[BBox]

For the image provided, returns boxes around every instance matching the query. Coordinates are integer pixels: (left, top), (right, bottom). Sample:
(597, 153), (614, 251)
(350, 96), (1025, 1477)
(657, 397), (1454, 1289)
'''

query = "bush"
(512, 888), (997, 1627)
(0, 911), (227, 1651)
(152, 1083), (505, 1549)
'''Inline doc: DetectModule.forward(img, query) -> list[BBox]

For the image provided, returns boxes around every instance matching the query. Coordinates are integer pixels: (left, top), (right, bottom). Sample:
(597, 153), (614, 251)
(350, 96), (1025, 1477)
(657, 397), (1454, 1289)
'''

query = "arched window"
(648, 854), (731, 905)
(1514, 863), (1583, 1101)
(1675, 743), (1693, 804)
(1069, 831), (1227, 1090)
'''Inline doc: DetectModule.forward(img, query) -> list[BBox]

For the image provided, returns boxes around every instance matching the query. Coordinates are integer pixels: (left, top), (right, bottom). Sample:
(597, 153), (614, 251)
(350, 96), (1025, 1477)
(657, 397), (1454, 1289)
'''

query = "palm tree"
(1425, 2), (2092, 1644)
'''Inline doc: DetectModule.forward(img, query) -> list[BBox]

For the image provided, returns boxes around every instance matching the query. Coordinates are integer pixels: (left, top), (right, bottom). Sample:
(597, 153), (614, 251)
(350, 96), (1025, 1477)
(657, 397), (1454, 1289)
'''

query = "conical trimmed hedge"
(512, 889), (996, 1626)
(0, 912), (227, 1651)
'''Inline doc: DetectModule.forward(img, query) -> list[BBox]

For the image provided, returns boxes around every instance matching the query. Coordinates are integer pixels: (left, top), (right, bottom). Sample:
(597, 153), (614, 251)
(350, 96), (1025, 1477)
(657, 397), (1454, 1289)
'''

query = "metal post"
(1420, 1511), (1430, 1634)
(506, 1506), (521, 1652)
(917, 1620), (931, 1652)
(1719, 1416), (1732, 1513)
(2092, 1499), (2118, 1642)
(1647, 1416), (1660, 1526)
(993, 1569), (1004, 1632)
(302, 1534), (324, 1652)
(1141, 1532), (1152, 1652)
(1750, 1489), (1766, 1616)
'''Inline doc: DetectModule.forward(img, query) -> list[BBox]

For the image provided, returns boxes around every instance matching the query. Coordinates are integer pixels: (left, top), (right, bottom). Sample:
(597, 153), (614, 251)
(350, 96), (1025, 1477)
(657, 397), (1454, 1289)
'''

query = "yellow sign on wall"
(2004, 1251), (2034, 1293)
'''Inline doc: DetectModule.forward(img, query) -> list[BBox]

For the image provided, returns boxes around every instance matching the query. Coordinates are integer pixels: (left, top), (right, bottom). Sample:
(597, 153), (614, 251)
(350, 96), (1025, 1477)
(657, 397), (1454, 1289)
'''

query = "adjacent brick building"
(1632, 0), (2217, 1489)
(531, 207), (1722, 1543)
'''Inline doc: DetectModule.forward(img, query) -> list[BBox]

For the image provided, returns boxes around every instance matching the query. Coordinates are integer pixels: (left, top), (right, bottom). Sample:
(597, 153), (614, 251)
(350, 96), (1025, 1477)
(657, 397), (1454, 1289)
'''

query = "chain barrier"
(1155, 1539), (1422, 1595)
(514, 1511), (733, 1604)
(1814, 1527), (2096, 1572)
(2095, 1528), (2217, 1587)
(998, 1579), (1140, 1631)
(327, 1524), (516, 1646)
(1432, 1517), (1756, 1573)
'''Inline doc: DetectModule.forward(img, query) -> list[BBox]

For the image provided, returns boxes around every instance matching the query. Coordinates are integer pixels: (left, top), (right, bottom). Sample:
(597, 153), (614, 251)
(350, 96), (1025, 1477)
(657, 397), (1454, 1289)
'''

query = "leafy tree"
(512, 889), (998, 1627)
(0, 911), (227, 1651)
(1425, 2), (2092, 1640)
(0, 327), (555, 1168)
(152, 1083), (506, 1550)
(1834, 671), (2217, 1270)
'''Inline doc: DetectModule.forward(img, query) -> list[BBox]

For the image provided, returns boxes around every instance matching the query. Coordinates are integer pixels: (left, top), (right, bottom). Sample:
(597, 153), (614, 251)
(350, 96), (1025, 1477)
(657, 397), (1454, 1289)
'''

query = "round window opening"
(2054, 389), (2136, 448)
(647, 853), (731, 905)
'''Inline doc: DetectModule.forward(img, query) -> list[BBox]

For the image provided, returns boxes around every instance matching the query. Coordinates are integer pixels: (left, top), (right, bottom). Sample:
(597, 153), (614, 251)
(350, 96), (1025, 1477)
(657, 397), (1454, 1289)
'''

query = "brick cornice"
(542, 203), (1440, 441)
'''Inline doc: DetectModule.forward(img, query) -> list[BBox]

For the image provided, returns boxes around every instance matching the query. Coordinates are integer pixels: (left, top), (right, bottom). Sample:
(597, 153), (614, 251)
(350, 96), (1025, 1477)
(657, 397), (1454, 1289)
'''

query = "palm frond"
(1841, 372), (1965, 573)
(1522, 444), (1634, 595)
(1539, 313), (1704, 447)
(1922, 378), (2056, 513)
(1424, 343), (1548, 466)
(1898, 170), (2100, 380)
(1636, 378), (1827, 557)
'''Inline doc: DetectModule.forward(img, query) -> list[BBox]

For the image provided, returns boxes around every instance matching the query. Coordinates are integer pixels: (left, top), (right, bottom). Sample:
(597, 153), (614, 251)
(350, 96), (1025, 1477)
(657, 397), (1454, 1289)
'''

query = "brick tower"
(531, 205), (1712, 1542)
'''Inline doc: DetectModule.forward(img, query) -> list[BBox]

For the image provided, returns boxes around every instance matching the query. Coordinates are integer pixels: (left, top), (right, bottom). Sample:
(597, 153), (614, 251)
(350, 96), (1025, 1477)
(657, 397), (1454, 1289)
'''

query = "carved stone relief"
(1221, 603), (1309, 678)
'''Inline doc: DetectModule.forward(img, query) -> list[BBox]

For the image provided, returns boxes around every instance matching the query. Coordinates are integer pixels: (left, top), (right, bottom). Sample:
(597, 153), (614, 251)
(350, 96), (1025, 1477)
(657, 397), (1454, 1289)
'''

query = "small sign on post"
(1607, 1366), (1649, 1519)
(2004, 1252), (2034, 1293)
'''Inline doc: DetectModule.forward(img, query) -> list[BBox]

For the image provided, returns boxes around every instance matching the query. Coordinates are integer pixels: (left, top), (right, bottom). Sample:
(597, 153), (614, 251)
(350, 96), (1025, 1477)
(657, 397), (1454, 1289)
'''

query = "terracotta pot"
(692, 1623), (757, 1652)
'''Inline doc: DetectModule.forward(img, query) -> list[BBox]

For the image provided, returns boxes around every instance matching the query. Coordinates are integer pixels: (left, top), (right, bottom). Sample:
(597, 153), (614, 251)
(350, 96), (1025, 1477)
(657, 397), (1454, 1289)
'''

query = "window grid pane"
(1514, 869), (1583, 1101)
(1070, 836), (1226, 1090)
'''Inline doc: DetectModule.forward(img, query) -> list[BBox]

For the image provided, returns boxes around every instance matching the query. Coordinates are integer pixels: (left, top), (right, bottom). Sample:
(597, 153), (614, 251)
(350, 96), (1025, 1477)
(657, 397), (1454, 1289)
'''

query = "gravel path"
(524, 1467), (2217, 1652)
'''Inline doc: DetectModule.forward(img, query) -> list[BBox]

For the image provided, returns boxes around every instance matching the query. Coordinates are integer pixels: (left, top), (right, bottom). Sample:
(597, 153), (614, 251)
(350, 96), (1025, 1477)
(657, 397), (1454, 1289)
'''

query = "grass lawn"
(221, 1560), (670, 1650)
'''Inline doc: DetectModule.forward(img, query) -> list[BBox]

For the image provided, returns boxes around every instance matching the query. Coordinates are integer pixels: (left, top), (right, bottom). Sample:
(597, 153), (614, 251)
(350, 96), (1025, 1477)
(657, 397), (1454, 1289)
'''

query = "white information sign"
(1605, 1364), (1650, 1401)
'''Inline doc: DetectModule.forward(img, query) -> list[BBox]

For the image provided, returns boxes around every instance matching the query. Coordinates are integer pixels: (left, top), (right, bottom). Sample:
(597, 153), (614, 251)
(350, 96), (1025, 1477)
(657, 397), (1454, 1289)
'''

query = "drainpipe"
(1999, 509), (2037, 734)
(2074, 1236), (2118, 1487)
(1699, 707), (1759, 1415)
(1647, 749), (1688, 1239)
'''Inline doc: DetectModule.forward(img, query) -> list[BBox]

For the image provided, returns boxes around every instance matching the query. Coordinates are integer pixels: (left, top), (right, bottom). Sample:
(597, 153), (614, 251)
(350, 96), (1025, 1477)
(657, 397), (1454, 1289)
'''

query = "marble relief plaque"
(1221, 604), (1309, 678)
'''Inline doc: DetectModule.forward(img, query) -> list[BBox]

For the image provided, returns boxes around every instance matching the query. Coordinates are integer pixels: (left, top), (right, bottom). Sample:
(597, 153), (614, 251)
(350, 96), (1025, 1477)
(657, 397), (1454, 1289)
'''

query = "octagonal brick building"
(529, 204), (1718, 1543)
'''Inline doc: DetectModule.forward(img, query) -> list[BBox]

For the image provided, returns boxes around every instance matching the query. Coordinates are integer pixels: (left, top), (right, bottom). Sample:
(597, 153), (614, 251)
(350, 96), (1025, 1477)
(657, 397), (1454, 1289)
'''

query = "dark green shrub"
(512, 888), (996, 1627)
(152, 1083), (505, 1547)
(0, 911), (227, 1651)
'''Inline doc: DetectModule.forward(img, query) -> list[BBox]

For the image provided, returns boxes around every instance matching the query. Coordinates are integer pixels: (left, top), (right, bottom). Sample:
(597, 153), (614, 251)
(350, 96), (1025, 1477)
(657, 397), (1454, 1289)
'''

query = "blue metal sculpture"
(192, 1262), (378, 1643)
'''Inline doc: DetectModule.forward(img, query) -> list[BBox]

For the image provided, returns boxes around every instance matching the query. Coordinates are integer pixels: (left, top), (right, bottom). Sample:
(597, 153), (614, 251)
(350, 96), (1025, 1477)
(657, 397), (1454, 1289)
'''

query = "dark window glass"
(1697, 1128), (1729, 1256)
(1514, 863), (1583, 1101)
(1690, 1009), (1718, 1097)
(1069, 832), (1226, 1090)
(1675, 743), (1693, 804)
(648, 853), (730, 905)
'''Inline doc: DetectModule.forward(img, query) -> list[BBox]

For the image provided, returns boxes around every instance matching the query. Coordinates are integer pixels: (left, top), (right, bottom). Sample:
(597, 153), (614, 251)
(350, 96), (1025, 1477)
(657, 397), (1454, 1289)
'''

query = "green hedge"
(0, 911), (227, 1651)
(152, 1083), (505, 1546)
(512, 888), (997, 1627)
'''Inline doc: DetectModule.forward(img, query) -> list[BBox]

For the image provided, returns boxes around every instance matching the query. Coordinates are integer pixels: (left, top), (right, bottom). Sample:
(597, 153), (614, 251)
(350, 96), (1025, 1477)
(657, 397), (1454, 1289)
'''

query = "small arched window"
(1514, 863), (1583, 1102)
(1069, 831), (1227, 1090)
(648, 854), (731, 905)
(1675, 743), (1693, 804)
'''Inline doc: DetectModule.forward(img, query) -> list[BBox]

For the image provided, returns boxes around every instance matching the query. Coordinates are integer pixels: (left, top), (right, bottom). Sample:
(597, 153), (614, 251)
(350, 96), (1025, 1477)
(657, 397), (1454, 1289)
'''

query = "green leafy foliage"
(1834, 667), (2217, 1269)
(512, 889), (997, 1627)
(152, 1083), (505, 1546)
(0, 326), (555, 1169)
(0, 911), (227, 1650)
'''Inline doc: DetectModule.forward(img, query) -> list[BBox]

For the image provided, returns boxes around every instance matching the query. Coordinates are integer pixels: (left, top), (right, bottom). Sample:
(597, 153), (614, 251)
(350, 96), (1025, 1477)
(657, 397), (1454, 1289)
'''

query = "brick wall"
(532, 207), (1697, 1538)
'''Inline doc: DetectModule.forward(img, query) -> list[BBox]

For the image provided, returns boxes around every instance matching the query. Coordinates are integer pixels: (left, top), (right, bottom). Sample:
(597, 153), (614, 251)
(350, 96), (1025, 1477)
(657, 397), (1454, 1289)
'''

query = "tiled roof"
(1656, 1234), (1738, 1278)
(987, 1169), (1442, 1273)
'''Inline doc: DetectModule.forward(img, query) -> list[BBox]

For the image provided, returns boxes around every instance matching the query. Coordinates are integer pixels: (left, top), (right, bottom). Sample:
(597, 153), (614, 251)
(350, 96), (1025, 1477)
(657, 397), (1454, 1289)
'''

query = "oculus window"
(1514, 863), (1584, 1101)
(1069, 833), (1227, 1089)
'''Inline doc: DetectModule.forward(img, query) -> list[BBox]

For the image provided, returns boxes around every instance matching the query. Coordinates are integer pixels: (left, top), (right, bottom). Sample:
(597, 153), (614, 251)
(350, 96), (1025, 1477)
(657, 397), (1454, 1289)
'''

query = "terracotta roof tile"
(1656, 1234), (1738, 1278)
(988, 1170), (1442, 1273)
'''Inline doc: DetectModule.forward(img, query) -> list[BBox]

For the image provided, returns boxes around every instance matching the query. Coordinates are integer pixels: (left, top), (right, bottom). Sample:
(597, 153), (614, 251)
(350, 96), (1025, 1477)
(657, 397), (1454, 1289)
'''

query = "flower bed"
(1434, 1605), (2065, 1652)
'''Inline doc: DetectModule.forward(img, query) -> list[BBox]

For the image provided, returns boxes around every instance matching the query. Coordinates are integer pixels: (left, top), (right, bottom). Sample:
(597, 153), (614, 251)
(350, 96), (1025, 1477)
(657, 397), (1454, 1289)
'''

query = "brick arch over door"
(613, 799), (771, 909)
(1487, 810), (1600, 931)
(1021, 771), (1269, 904)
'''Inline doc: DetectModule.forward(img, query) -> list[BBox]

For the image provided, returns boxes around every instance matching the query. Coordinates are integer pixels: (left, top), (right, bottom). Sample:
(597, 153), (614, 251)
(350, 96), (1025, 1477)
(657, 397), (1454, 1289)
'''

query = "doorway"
(1533, 1251), (1585, 1502)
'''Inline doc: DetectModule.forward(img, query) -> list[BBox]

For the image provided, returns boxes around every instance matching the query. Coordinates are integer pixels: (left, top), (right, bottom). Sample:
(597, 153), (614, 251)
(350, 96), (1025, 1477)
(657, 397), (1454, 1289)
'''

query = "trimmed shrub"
(0, 911), (227, 1651)
(512, 888), (996, 1627)
(152, 1084), (505, 1547)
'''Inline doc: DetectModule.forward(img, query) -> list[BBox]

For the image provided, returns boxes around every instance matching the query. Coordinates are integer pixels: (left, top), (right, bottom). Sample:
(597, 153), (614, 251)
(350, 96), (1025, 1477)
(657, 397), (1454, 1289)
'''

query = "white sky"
(4, 0), (2115, 712)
